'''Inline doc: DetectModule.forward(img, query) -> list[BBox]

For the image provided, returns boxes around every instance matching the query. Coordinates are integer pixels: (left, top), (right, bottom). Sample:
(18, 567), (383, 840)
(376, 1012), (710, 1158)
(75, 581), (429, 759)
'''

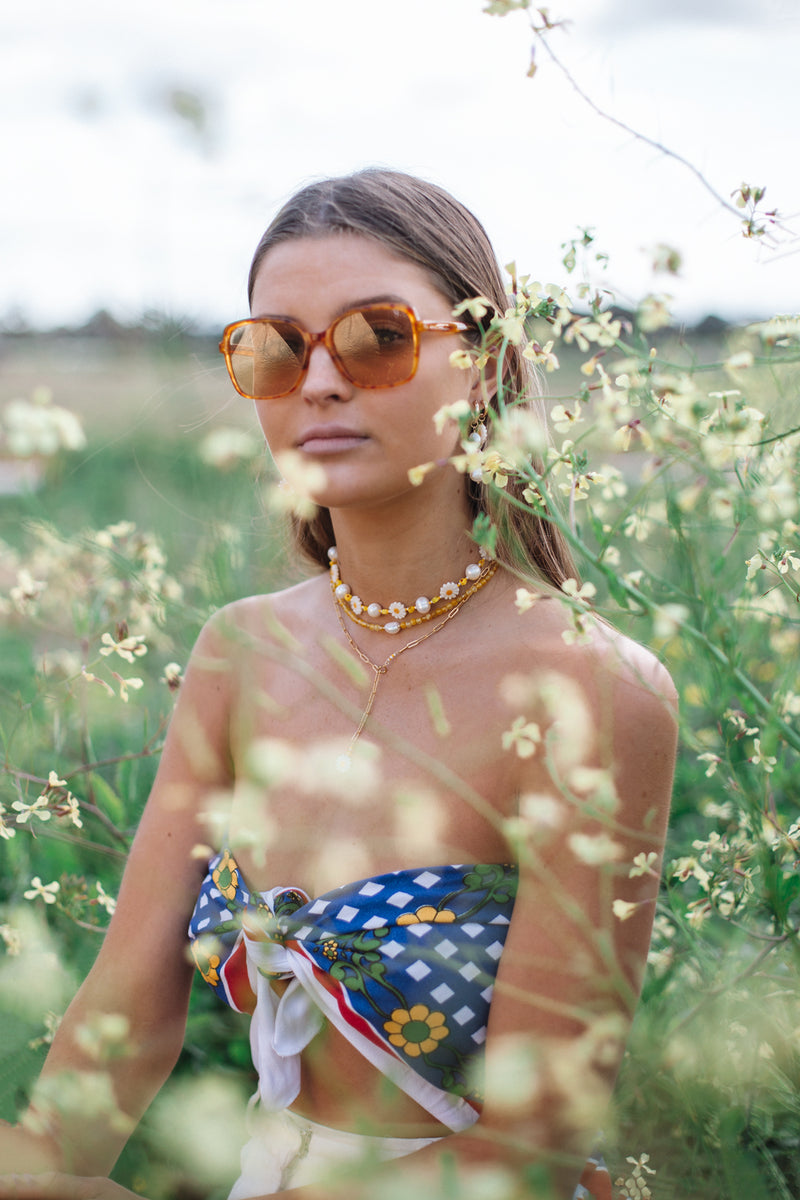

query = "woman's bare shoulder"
(503, 583), (677, 710)
(196, 574), (326, 646)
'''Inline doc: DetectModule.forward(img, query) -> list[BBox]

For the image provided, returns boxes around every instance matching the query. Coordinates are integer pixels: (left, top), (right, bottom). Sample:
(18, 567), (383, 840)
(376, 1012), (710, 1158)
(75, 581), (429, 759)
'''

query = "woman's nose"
(300, 343), (352, 403)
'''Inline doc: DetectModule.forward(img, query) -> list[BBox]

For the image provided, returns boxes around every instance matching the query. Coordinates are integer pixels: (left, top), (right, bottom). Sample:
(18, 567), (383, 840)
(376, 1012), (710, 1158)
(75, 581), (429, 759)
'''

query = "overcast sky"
(1, 0), (797, 329)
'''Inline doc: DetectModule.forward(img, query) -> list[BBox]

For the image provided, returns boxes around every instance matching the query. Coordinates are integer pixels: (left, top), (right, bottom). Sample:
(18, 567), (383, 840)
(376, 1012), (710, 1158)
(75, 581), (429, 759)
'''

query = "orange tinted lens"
(228, 320), (306, 398)
(332, 307), (416, 387)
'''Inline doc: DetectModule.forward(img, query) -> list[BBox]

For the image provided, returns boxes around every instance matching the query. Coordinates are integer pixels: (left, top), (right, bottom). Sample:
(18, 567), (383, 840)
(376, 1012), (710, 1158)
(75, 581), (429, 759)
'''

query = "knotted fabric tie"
(241, 887), (324, 1112)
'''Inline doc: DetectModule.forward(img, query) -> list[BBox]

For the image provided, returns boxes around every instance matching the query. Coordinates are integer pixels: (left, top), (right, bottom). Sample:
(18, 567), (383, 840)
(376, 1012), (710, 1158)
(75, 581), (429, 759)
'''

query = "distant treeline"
(0, 306), (734, 345)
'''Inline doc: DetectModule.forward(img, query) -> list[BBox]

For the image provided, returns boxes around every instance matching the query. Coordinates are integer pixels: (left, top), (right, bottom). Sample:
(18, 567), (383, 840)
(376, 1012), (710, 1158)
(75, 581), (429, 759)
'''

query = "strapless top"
(188, 853), (518, 1130)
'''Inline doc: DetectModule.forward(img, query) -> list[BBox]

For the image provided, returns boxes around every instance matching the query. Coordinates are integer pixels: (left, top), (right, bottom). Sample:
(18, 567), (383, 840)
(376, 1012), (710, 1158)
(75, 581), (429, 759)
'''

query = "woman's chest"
(225, 642), (525, 893)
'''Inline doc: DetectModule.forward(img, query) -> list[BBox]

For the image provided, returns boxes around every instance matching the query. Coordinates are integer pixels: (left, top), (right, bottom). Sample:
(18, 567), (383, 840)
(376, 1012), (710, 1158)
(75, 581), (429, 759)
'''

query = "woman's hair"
(249, 168), (577, 589)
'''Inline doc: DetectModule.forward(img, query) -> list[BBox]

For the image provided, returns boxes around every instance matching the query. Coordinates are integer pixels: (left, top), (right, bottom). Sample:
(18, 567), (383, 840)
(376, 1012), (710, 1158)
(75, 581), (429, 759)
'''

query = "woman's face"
(248, 234), (478, 516)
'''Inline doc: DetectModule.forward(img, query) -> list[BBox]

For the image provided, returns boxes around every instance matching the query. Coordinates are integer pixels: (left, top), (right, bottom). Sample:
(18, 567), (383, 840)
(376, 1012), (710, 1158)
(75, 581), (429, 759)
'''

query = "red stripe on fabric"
(220, 938), (256, 1015)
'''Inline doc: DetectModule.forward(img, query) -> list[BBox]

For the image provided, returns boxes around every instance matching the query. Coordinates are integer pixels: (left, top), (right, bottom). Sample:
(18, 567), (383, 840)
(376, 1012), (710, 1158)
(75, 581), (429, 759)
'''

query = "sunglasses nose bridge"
(300, 324), (352, 392)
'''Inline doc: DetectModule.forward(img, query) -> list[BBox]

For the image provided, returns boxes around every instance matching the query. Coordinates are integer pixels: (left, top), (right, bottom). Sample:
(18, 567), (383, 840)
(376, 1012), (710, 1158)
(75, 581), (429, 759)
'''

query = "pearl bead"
(465, 563), (481, 581)
(415, 596), (431, 614)
(367, 603), (381, 619)
(334, 583), (349, 599)
(384, 621), (401, 634)
(327, 547), (338, 561)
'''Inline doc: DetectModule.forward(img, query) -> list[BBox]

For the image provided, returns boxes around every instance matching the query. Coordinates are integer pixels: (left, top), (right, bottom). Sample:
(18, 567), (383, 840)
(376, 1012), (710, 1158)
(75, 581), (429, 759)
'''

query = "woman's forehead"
(250, 233), (452, 317)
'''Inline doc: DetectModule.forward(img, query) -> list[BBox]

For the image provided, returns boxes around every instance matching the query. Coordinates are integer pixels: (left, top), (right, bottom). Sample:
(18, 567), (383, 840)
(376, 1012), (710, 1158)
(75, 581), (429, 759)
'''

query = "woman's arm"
(470, 633), (678, 1193)
(0, 611), (238, 1178)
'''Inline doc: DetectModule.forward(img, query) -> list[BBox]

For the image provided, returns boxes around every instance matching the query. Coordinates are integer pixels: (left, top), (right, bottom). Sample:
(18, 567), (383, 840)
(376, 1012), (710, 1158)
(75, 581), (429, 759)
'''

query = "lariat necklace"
(328, 545), (492, 634)
(332, 557), (498, 772)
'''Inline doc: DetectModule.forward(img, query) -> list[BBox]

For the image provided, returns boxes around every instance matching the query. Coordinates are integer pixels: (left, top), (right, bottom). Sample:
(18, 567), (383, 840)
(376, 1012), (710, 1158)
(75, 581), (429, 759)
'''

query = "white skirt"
(227, 1106), (444, 1197)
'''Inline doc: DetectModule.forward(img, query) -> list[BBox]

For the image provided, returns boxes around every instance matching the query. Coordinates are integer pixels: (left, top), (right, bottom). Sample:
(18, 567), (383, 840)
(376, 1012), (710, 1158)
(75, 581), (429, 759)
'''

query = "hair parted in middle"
(248, 167), (578, 590)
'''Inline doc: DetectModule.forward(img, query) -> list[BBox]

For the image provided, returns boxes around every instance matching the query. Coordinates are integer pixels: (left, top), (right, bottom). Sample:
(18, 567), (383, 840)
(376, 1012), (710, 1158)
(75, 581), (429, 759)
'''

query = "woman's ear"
(469, 353), (498, 410)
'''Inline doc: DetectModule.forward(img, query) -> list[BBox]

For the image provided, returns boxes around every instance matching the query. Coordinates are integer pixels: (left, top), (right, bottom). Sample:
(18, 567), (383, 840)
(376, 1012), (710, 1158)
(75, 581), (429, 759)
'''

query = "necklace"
(332, 558), (498, 772)
(328, 545), (490, 634)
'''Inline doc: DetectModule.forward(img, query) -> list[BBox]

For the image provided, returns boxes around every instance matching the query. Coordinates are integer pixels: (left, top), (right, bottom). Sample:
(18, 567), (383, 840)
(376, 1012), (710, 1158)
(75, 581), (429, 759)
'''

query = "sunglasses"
(219, 303), (469, 400)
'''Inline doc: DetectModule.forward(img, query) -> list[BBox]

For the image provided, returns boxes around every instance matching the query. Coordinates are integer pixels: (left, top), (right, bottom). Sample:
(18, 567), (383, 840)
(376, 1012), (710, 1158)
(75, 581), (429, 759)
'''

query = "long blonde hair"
(248, 168), (577, 589)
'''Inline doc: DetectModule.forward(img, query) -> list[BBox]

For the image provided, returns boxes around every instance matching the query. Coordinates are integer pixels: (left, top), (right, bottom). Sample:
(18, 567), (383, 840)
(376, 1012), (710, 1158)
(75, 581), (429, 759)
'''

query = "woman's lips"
(297, 427), (368, 454)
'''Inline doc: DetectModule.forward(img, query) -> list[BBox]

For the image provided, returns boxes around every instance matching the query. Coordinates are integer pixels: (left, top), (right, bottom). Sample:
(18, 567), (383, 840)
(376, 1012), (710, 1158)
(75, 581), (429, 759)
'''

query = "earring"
(469, 403), (488, 446)
(468, 405), (488, 481)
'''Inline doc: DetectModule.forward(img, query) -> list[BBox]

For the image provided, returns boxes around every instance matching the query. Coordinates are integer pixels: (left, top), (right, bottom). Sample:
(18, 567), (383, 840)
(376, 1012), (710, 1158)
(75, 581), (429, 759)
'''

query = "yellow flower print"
(190, 939), (221, 988)
(384, 1005), (449, 1057)
(397, 905), (456, 926)
(212, 850), (239, 901)
(322, 939), (339, 961)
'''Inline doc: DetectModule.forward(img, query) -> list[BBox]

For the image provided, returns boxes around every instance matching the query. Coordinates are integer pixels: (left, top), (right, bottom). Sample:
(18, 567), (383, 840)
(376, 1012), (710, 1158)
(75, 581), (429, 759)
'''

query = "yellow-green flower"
(397, 906), (455, 926)
(212, 850), (239, 901)
(190, 939), (221, 987)
(384, 1005), (449, 1057)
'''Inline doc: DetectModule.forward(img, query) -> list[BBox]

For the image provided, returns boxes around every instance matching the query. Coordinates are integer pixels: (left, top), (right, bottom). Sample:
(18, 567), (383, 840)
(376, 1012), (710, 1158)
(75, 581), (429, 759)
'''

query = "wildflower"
(629, 852), (659, 879)
(614, 419), (654, 452)
(612, 899), (639, 922)
(452, 295), (493, 321)
(54, 792), (82, 829)
(745, 552), (766, 579)
(448, 349), (474, 371)
(28, 1012), (62, 1051)
(24, 877), (60, 904)
(550, 404), (583, 434)
(198, 427), (260, 468)
(0, 924), (22, 955)
(10, 568), (45, 613)
(0, 805), (16, 840)
(479, 451), (510, 489)
(82, 670), (115, 697)
(161, 662), (183, 691)
(99, 632), (148, 663)
(514, 588), (540, 613)
(638, 294), (673, 332)
(112, 674), (144, 703)
(94, 882), (117, 916)
(408, 461), (436, 486)
(561, 578), (597, 606)
(623, 512), (653, 542)
(697, 752), (722, 778)
(502, 717), (542, 759)
(671, 856), (710, 890)
(749, 738), (777, 772)
(12, 796), (51, 825)
(522, 339), (559, 371)
(778, 550), (800, 574)
(568, 832), (623, 865)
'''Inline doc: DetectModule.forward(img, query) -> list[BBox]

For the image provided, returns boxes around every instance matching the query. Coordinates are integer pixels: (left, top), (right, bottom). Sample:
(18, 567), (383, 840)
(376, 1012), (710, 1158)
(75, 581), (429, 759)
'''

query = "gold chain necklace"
(332, 560), (498, 772)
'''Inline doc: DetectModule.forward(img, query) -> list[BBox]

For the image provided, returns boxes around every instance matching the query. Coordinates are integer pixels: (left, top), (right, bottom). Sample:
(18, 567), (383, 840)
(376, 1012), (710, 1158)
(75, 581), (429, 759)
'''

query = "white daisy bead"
(388, 602), (407, 619)
(440, 582), (459, 600)
(350, 596), (363, 615)
(415, 596), (431, 614)
(367, 603), (381, 619)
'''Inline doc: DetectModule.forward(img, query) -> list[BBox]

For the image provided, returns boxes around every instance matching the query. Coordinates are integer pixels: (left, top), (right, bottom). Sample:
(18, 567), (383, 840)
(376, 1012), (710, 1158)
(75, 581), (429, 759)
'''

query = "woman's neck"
(328, 493), (478, 607)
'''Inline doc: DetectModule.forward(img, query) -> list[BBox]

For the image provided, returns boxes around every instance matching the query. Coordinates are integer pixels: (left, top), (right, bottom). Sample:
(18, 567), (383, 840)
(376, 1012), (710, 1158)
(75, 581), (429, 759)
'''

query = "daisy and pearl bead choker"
(328, 545), (497, 635)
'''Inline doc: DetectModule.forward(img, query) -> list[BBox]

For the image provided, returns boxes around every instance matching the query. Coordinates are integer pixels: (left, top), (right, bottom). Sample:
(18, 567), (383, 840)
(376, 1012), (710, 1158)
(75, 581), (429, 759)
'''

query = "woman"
(0, 169), (676, 1199)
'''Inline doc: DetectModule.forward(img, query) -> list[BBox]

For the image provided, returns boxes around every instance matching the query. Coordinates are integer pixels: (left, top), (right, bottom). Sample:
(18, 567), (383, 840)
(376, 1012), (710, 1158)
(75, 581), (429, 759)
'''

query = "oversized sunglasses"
(219, 303), (469, 400)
